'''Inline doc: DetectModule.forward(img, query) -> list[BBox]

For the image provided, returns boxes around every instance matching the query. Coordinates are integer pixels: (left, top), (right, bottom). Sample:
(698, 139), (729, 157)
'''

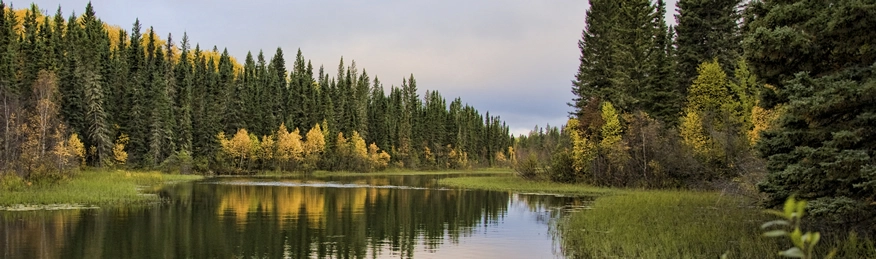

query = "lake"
(1, 174), (590, 258)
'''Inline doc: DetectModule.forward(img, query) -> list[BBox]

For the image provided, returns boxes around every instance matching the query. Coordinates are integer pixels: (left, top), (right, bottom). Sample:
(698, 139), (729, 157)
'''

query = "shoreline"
(0, 170), (203, 209)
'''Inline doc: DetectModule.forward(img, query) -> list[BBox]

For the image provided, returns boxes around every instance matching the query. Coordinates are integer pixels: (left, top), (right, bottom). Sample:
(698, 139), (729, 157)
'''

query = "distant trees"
(0, 2), (512, 178)
(530, 0), (759, 189)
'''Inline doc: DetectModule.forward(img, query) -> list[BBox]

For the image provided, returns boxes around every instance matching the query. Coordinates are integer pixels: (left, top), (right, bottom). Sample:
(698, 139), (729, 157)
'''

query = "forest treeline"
(515, 0), (875, 234)
(0, 2), (513, 179)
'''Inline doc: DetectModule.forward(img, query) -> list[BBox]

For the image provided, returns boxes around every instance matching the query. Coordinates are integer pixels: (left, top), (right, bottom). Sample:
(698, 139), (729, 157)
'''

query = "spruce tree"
(642, 0), (681, 124)
(124, 19), (148, 165)
(175, 32), (193, 152)
(79, 3), (111, 166)
(572, 0), (627, 117)
(674, 0), (742, 95)
(747, 0), (876, 227)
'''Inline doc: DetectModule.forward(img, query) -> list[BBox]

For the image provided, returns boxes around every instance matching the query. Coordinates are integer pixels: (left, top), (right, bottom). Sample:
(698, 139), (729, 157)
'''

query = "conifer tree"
(747, 0), (876, 226)
(674, 0), (742, 95)
(642, 0), (681, 124)
(79, 3), (112, 166)
(175, 32), (193, 152)
(571, 0), (618, 116)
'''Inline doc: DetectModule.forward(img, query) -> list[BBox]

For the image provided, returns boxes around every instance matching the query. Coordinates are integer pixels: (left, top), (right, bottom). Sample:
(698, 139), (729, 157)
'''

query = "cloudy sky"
(23, 0), (677, 136)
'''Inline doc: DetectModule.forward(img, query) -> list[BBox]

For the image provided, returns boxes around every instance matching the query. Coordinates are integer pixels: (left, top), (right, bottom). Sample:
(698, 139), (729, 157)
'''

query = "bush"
(549, 151), (576, 183)
(0, 173), (27, 191)
(514, 154), (542, 180)
(160, 150), (194, 174)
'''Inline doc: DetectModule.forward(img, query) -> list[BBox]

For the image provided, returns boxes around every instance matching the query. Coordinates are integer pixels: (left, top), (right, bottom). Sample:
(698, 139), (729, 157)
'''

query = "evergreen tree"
(571, 0), (619, 116)
(124, 19), (148, 165)
(608, 0), (656, 113)
(674, 0), (742, 95)
(747, 0), (876, 227)
(642, 0), (681, 124)
(175, 32), (193, 152)
(79, 3), (112, 166)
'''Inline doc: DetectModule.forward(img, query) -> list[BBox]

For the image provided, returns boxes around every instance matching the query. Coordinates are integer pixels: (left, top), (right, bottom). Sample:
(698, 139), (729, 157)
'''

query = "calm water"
(1, 174), (590, 259)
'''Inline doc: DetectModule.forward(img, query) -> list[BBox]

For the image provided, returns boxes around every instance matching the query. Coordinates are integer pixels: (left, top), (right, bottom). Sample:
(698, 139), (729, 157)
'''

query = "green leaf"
(795, 200), (806, 219)
(761, 220), (790, 229)
(783, 196), (796, 218)
(810, 232), (820, 247)
(763, 230), (788, 237)
(778, 247), (805, 258)
(790, 228), (803, 248)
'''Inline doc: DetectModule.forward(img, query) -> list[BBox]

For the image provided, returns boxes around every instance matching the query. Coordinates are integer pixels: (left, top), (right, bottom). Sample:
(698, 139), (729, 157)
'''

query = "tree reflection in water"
(1, 174), (587, 259)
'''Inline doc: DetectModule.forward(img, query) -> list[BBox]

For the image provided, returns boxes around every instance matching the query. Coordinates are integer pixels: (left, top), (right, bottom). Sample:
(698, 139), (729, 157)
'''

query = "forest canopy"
(0, 2), (513, 178)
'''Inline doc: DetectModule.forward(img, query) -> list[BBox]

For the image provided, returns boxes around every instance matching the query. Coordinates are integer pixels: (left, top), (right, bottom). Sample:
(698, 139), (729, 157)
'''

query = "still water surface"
(2, 174), (589, 258)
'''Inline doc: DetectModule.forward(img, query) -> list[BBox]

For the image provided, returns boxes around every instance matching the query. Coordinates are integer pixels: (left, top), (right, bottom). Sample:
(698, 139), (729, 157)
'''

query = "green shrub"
(549, 151), (576, 183)
(1, 173), (27, 191)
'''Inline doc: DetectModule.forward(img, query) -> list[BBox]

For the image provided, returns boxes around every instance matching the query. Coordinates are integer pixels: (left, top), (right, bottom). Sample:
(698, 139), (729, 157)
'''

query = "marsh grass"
(438, 175), (614, 195)
(0, 170), (202, 208)
(439, 175), (784, 258)
(558, 190), (782, 258)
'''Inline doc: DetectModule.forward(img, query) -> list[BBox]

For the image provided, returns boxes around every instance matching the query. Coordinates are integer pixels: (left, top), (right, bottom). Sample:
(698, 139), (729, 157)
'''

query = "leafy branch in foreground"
(761, 196), (837, 259)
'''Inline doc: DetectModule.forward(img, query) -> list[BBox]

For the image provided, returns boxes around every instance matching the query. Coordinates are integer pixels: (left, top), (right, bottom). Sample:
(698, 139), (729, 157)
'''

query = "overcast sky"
(23, 0), (677, 136)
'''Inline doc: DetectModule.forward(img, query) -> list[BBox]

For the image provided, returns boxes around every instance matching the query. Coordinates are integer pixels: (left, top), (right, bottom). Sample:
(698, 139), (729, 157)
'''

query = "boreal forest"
(514, 0), (875, 236)
(0, 2), (513, 178)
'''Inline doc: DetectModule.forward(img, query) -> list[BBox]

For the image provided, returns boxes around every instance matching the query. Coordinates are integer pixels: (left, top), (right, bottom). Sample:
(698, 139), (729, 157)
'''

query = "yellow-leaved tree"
(247, 132), (261, 171)
(302, 123), (326, 173)
(598, 101), (629, 181)
(275, 123), (303, 171)
(68, 133), (86, 167)
(259, 135), (275, 170)
(368, 143), (391, 171)
(220, 129), (253, 171)
(680, 60), (733, 162)
(112, 134), (130, 167)
(349, 131), (369, 171)
(567, 118), (595, 178)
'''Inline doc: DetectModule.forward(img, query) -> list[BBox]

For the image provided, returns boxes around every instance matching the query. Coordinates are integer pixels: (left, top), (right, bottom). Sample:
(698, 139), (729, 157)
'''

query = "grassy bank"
(0, 170), (202, 209)
(438, 175), (779, 258)
(559, 190), (781, 258)
(438, 175), (614, 195)
(247, 168), (514, 178)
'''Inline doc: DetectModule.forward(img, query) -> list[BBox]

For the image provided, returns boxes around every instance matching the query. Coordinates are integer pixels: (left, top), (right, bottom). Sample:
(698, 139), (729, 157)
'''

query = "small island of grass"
(0, 170), (202, 210)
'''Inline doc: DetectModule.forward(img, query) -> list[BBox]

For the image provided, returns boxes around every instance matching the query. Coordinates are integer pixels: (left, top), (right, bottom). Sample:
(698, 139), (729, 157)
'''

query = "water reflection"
(1, 174), (589, 259)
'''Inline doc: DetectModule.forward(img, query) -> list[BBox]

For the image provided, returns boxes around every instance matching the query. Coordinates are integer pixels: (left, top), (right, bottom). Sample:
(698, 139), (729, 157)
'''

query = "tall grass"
(438, 175), (614, 195)
(439, 176), (785, 258)
(557, 190), (781, 258)
(0, 170), (202, 208)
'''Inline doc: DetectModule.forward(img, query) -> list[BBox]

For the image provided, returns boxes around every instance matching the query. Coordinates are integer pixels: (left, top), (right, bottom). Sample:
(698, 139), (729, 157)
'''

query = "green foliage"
(747, 0), (876, 231)
(675, 0), (742, 94)
(0, 173), (26, 191)
(513, 153), (542, 180)
(559, 191), (780, 259)
(0, 169), (201, 207)
(761, 196), (837, 259)
(0, 3), (512, 176)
